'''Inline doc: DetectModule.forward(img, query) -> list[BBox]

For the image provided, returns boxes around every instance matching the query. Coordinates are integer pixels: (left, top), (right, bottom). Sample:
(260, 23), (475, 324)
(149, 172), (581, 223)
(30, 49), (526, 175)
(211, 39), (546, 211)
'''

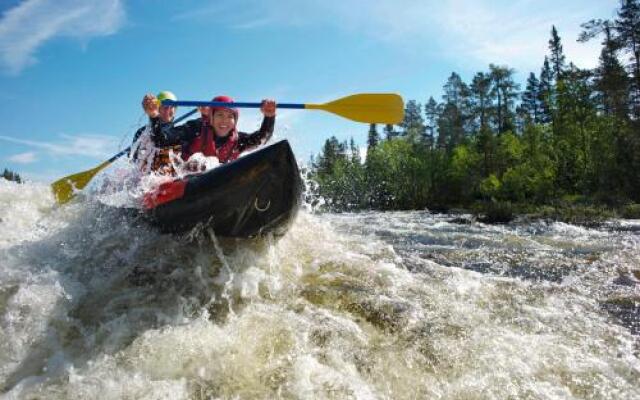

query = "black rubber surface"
(145, 140), (303, 237)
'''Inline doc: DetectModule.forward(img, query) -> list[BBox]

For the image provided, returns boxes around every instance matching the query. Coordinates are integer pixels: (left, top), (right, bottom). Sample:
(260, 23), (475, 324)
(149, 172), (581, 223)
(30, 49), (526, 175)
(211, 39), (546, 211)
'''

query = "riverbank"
(469, 201), (640, 225)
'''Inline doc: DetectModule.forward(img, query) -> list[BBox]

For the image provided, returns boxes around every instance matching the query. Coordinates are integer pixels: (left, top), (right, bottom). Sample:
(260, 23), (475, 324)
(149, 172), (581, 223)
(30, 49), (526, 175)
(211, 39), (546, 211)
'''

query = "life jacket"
(182, 122), (240, 164)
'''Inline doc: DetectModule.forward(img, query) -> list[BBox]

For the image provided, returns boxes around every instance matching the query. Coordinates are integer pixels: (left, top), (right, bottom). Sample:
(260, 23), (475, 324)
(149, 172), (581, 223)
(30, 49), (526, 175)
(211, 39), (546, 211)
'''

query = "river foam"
(1, 182), (639, 399)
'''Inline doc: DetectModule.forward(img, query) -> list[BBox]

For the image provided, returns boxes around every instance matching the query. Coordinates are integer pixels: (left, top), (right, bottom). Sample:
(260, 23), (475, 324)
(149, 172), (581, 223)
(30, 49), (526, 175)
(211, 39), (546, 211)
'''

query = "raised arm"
(237, 99), (276, 152)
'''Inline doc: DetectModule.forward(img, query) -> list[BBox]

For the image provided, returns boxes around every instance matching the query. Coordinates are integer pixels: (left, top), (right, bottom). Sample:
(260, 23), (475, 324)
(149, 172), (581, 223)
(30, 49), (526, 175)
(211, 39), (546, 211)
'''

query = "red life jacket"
(183, 121), (240, 163)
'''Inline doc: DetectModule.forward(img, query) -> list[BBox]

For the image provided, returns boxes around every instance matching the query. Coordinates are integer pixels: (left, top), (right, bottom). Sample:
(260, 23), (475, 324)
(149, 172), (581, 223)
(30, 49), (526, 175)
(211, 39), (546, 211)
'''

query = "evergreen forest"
(309, 1), (640, 220)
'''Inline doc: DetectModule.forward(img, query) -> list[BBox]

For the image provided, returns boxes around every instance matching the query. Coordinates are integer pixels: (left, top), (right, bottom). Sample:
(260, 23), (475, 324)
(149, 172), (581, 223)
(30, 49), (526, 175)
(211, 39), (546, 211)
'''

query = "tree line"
(2, 168), (22, 183)
(309, 1), (640, 214)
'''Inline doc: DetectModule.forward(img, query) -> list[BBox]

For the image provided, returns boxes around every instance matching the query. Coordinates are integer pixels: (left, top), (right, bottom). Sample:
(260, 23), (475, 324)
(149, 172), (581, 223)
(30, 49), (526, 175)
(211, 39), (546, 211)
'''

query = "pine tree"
(521, 72), (543, 123)
(615, 0), (640, 198)
(424, 97), (440, 147)
(438, 72), (470, 149)
(589, 29), (633, 196)
(489, 64), (520, 133)
(580, 2), (640, 200)
(580, 2), (640, 118)
(349, 137), (361, 164)
(539, 57), (554, 124)
(383, 124), (398, 140)
(470, 72), (493, 132)
(367, 123), (380, 150)
(514, 104), (528, 134)
(400, 100), (426, 141)
(599, 25), (630, 118)
(580, 19), (630, 118)
(549, 25), (566, 81)
(547, 27), (570, 145)
(556, 64), (598, 193)
(314, 136), (346, 175)
(615, 0), (640, 118)
(436, 104), (453, 150)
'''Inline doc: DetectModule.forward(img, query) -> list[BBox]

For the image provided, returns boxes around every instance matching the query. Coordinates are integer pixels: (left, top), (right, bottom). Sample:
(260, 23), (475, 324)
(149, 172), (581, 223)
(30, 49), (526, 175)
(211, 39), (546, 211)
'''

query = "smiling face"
(211, 109), (236, 137)
(158, 105), (175, 123)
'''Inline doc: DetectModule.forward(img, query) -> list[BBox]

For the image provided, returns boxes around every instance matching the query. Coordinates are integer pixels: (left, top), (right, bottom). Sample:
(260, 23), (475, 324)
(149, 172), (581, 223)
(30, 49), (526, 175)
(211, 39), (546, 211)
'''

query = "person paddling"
(131, 90), (182, 174)
(153, 95), (276, 169)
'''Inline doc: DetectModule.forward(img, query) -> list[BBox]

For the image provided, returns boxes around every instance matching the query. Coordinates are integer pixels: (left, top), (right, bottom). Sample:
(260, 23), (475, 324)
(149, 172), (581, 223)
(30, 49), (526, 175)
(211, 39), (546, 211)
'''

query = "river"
(1, 179), (639, 399)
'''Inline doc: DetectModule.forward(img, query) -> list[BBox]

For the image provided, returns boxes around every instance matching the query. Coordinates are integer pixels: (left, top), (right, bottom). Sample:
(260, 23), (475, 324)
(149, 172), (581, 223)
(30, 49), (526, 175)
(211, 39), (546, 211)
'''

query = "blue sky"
(0, 0), (619, 182)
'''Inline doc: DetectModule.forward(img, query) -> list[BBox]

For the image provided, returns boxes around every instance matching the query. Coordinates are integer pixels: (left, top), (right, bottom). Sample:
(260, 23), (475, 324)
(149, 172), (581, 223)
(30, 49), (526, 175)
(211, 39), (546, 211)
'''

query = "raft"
(142, 140), (303, 237)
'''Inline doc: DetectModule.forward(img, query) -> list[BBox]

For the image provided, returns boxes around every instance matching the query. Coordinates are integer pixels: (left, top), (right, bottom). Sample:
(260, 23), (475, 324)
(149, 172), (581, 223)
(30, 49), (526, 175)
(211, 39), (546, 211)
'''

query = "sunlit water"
(1, 178), (639, 399)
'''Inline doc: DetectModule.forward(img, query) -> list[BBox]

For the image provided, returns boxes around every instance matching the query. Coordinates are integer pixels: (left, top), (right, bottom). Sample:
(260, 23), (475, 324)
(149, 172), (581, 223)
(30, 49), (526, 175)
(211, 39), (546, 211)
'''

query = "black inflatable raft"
(142, 140), (303, 237)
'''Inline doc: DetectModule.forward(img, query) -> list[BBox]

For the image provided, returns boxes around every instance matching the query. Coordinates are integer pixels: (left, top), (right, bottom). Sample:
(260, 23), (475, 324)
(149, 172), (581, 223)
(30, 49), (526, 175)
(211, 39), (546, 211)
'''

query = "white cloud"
(436, 0), (617, 73)
(0, 133), (120, 159)
(176, 0), (616, 73)
(7, 151), (37, 164)
(0, 0), (125, 74)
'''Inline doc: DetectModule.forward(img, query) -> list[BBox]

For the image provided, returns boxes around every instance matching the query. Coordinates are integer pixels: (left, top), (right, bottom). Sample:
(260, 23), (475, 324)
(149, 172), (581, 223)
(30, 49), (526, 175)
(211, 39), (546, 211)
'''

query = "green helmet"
(156, 90), (177, 107)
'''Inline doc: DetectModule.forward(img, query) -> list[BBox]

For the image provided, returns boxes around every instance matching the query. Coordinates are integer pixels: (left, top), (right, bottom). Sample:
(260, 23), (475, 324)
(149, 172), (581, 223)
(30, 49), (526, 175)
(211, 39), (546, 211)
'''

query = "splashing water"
(1, 180), (639, 399)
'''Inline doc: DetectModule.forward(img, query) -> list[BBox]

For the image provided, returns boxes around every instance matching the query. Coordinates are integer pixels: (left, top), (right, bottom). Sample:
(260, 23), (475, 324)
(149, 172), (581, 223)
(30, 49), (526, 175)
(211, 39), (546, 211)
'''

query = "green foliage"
(308, 2), (639, 216)
(528, 203), (616, 224)
(479, 174), (501, 199)
(401, 100), (426, 142)
(311, 136), (367, 210)
(621, 204), (640, 219)
(500, 165), (532, 202)
(521, 72), (544, 123)
(366, 139), (431, 209)
(495, 131), (523, 174)
(367, 124), (380, 149)
(449, 144), (481, 200)
(548, 26), (566, 80)
(489, 64), (520, 133)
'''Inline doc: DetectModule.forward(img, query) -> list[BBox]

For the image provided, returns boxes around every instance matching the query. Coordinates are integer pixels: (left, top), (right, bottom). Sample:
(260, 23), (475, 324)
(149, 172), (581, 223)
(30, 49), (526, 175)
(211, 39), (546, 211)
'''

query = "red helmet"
(210, 95), (238, 120)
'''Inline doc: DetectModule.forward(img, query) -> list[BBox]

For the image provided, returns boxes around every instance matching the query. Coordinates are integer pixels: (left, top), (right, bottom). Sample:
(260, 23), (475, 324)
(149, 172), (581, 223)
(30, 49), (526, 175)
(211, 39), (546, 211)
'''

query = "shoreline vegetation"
(308, 1), (640, 224)
(463, 200), (640, 225)
(1, 168), (22, 184)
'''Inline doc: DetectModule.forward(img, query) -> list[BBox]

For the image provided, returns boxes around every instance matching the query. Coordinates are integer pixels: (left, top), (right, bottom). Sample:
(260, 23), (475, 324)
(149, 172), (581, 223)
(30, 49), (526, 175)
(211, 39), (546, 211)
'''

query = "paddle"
(163, 93), (405, 125)
(51, 108), (198, 204)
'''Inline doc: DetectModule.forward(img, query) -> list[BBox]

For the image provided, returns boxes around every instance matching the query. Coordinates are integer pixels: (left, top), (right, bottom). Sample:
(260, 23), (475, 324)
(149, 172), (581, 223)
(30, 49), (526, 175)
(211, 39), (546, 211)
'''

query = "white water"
(1, 179), (639, 399)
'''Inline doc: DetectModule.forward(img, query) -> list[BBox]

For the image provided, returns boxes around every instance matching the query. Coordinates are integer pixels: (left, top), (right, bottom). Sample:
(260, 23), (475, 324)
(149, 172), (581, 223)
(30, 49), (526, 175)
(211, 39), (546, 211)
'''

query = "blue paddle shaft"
(163, 100), (305, 109)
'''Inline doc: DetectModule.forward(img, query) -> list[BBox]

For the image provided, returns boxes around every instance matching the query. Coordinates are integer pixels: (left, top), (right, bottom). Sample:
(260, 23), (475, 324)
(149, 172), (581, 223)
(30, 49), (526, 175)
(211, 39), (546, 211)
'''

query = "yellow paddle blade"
(307, 93), (405, 124)
(51, 160), (111, 204)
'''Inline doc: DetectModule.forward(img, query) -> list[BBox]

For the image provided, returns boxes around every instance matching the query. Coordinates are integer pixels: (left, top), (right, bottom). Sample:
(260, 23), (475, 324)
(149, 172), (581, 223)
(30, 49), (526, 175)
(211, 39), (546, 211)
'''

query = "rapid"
(1, 178), (639, 399)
